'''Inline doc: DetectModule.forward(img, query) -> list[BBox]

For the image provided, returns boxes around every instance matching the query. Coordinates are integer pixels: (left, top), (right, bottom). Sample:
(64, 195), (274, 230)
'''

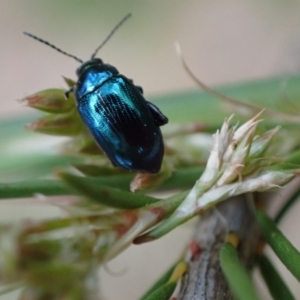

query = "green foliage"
(1, 74), (300, 299)
(220, 243), (263, 300)
(256, 210), (300, 281)
(258, 255), (296, 300)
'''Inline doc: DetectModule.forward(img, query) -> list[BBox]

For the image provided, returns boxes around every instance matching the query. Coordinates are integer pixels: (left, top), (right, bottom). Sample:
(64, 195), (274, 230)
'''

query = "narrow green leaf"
(142, 282), (176, 300)
(59, 172), (159, 209)
(0, 180), (71, 199)
(135, 212), (191, 243)
(220, 243), (262, 300)
(256, 210), (300, 281)
(63, 76), (76, 88)
(259, 255), (295, 300)
(139, 263), (176, 300)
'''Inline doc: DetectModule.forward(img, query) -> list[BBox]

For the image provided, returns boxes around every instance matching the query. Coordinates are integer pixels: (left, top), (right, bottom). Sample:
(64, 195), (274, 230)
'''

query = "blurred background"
(2, 1), (300, 118)
(1, 1), (300, 299)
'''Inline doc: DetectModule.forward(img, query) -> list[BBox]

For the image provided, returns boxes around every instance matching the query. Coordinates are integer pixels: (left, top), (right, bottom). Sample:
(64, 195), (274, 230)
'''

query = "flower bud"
(21, 89), (73, 113)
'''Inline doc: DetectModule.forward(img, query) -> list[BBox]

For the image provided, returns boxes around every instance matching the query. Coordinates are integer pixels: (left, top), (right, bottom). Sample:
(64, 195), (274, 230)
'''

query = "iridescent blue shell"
(75, 60), (168, 173)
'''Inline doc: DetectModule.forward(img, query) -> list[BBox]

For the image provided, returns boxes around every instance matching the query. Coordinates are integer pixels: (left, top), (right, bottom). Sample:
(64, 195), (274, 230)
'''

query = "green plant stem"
(259, 254), (295, 300)
(256, 210), (300, 281)
(220, 243), (262, 300)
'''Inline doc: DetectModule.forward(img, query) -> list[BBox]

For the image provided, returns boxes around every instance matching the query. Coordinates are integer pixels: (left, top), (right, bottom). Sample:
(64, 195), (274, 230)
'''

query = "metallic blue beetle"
(24, 14), (168, 174)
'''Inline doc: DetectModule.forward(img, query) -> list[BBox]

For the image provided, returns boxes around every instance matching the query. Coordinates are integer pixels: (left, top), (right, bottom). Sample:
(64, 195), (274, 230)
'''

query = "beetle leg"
(146, 101), (169, 126)
(65, 87), (74, 99)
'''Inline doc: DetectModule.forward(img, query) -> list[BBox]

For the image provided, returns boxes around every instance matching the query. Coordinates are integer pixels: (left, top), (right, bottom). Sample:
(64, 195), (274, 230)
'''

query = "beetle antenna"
(23, 32), (84, 64)
(91, 13), (132, 59)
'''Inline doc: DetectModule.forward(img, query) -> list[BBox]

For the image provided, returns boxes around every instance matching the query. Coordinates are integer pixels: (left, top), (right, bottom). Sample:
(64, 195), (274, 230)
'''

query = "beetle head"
(76, 58), (103, 77)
